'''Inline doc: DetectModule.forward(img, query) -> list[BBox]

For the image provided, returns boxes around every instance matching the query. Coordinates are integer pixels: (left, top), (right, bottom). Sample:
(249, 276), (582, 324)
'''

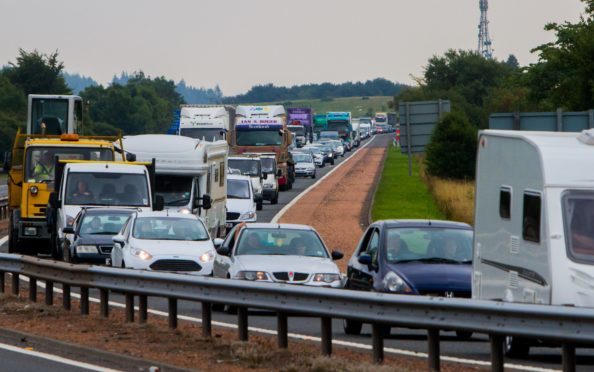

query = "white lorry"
(473, 129), (594, 356)
(121, 135), (228, 238)
(178, 105), (235, 142)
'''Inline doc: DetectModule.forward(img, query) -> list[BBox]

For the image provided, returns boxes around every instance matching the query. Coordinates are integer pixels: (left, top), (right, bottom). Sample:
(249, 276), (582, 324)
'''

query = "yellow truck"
(7, 130), (124, 257)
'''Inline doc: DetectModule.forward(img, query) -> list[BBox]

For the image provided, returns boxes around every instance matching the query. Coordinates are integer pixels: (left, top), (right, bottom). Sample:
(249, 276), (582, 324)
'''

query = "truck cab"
(287, 124), (307, 147)
(178, 105), (235, 142)
(326, 112), (353, 150)
(27, 94), (83, 135)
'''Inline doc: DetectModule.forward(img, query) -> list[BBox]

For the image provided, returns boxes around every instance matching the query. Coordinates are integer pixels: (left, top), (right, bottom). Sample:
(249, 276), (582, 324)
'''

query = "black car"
(344, 219), (473, 337)
(61, 208), (135, 263)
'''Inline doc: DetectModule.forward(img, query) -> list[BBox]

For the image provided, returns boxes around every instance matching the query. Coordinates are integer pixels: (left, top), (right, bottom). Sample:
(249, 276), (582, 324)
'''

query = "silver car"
(213, 223), (344, 288)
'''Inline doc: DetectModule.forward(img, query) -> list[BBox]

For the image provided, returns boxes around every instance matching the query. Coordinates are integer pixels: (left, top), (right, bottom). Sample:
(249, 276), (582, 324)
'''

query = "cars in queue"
(225, 174), (257, 231)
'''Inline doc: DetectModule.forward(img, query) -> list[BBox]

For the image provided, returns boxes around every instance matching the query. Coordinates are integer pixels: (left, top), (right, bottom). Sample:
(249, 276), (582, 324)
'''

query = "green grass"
(371, 147), (445, 221)
(254, 96), (393, 116)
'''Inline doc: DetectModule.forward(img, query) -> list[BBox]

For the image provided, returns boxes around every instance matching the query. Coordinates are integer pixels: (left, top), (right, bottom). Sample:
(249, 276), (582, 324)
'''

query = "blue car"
(344, 219), (473, 337)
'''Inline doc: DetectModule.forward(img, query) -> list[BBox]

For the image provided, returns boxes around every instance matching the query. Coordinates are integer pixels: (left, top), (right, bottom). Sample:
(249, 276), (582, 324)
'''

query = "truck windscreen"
(30, 98), (68, 135)
(26, 147), (114, 183)
(288, 126), (305, 136)
(180, 128), (225, 141)
(156, 175), (193, 207)
(65, 172), (149, 207)
(327, 122), (348, 135)
(375, 117), (387, 123)
(228, 159), (261, 177)
(236, 130), (282, 146)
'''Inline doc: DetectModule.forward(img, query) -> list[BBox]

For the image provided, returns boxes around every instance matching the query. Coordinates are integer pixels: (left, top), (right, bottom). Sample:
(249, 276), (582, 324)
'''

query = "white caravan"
(121, 135), (228, 238)
(178, 105), (235, 142)
(474, 129), (594, 307)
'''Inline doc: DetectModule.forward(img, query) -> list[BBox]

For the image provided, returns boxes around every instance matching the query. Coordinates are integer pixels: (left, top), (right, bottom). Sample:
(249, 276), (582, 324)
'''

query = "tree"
(505, 54), (520, 68)
(424, 112), (477, 180)
(4, 49), (71, 95)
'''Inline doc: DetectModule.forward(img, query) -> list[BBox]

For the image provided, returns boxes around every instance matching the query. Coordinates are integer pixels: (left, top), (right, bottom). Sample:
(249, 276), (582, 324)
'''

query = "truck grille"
(150, 260), (201, 272)
(273, 272), (309, 282)
(226, 212), (240, 221)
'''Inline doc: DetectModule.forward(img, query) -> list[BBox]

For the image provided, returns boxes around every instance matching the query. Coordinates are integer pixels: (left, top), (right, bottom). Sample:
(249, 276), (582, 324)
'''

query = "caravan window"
(563, 192), (594, 264)
(499, 187), (511, 219)
(522, 192), (541, 243)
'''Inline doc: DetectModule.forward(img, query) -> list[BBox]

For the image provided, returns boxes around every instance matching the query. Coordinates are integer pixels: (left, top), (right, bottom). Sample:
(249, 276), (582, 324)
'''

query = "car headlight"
(30, 186), (39, 195)
(313, 273), (340, 283)
(76, 245), (98, 254)
(199, 250), (215, 263)
(131, 248), (153, 260)
(177, 207), (191, 214)
(240, 211), (255, 220)
(237, 271), (269, 281)
(382, 272), (412, 293)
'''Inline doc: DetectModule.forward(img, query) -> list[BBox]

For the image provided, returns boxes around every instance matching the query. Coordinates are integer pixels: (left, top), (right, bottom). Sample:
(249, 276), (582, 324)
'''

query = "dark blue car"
(344, 219), (473, 337)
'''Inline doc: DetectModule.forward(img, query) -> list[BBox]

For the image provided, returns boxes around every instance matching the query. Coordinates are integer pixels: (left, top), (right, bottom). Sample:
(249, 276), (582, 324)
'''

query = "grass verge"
(421, 168), (475, 225)
(371, 147), (444, 221)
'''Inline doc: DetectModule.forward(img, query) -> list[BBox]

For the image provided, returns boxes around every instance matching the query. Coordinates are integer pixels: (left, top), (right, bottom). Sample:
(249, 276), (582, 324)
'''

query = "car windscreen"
(375, 117), (387, 123)
(228, 159), (261, 177)
(79, 213), (131, 235)
(236, 228), (328, 258)
(304, 147), (321, 154)
(156, 175), (193, 207)
(133, 217), (209, 241)
(26, 147), (114, 183)
(293, 154), (312, 163)
(236, 130), (282, 146)
(385, 227), (473, 263)
(65, 172), (150, 207)
(260, 158), (275, 173)
(180, 128), (225, 141)
(227, 179), (250, 199)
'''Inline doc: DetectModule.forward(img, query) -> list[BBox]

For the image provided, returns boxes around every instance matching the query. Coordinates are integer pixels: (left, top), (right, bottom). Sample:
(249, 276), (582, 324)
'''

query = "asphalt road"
(0, 184), (7, 199)
(2, 134), (594, 371)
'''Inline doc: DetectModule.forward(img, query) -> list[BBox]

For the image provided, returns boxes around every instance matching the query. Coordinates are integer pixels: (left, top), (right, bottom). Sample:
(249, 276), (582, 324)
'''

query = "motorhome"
(178, 105), (235, 142)
(473, 129), (594, 355)
(121, 135), (226, 238)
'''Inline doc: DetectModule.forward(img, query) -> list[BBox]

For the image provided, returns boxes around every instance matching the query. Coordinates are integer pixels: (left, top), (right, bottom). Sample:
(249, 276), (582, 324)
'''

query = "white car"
(293, 152), (316, 179)
(228, 156), (263, 211)
(111, 211), (216, 275)
(226, 174), (257, 231)
(213, 223), (344, 288)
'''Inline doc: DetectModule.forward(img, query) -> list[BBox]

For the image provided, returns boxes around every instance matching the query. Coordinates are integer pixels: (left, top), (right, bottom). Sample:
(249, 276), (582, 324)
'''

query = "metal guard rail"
(0, 253), (591, 371)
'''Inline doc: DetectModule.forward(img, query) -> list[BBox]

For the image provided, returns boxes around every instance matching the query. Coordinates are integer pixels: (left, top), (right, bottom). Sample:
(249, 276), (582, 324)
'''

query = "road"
(0, 184), (7, 199)
(2, 134), (593, 371)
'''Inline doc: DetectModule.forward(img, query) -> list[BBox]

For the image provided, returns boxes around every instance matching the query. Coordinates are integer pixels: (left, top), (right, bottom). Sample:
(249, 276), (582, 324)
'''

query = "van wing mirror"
(62, 226), (75, 235)
(358, 253), (372, 266)
(213, 238), (224, 249)
(201, 194), (212, 210)
(216, 246), (230, 256)
(125, 152), (137, 162)
(112, 234), (126, 246)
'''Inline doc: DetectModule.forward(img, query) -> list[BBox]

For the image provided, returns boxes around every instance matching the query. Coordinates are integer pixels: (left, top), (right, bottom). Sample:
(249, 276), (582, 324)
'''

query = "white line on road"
(270, 135), (379, 223)
(11, 274), (558, 372)
(0, 235), (8, 247)
(0, 341), (122, 372)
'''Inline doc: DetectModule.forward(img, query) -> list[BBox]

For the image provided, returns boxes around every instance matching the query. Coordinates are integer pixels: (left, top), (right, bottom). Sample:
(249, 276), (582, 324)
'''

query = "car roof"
(82, 207), (138, 215)
(373, 219), (472, 230)
(227, 174), (252, 181)
(240, 223), (316, 231)
(134, 211), (199, 220)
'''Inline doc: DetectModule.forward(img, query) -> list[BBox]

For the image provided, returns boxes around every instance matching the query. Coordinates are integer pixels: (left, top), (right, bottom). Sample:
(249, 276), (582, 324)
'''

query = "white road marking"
(0, 235), (8, 246)
(271, 135), (379, 223)
(11, 274), (558, 372)
(0, 341), (122, 372)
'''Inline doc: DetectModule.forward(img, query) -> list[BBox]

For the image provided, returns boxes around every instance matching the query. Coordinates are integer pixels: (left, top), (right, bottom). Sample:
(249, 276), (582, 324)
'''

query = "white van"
(473, 129), (594, 355)
(225, 174), (257, 231)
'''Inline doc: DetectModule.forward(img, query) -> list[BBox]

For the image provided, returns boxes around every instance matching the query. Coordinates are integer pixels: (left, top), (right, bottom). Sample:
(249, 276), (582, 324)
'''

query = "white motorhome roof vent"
(577, 129), (594, 145)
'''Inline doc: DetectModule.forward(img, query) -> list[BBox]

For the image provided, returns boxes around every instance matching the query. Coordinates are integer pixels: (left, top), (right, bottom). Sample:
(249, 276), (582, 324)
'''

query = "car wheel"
(331, 159), (335, 165)
(504, 336), (530, 358)
(311, 172), (316, 179)
(343, 319), (363, 335)
(456, 331), (473, 340)
(271, 193), (278, 204)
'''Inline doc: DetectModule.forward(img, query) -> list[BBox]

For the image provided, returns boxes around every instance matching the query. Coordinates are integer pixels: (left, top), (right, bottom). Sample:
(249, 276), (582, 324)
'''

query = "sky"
(0, 0), (587, 95)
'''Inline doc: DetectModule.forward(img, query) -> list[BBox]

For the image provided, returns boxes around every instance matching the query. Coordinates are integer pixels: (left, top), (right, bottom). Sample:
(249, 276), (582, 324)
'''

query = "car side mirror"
(112, 234), (125, 245)
(125, 152), (137, 162)
(62, 227), (75, 234)
(49, 192), (59, 208)
(213, 238), (224, 249)
(331, 250), (344, 260)
(216, 246), (230, 256)
(154, 195), (165, 211)
(358, 253), (372, 265)
(201, 194), (212, 210)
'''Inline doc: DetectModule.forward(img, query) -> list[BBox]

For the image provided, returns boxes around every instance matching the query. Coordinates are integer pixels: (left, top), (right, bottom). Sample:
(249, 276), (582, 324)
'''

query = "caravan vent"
(508, 271), (519, 288)
(510, 236), (520, 254)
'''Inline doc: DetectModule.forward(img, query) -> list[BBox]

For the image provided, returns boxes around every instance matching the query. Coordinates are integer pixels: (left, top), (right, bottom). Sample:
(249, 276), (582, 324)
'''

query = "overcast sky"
(0, 0), (586, 95)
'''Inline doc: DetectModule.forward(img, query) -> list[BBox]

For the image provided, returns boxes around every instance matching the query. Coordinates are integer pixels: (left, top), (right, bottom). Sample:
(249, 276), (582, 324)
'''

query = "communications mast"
(478, 0), (493, 59)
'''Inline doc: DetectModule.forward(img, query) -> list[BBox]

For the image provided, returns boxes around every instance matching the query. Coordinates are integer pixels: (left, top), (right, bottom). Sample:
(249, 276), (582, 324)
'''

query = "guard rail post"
(427, 328), (440, 371)
(238, 307), (248, 341)
(80, 287), (89, 315)
(371, 324), (384, 364)
(63, 284), (71, 310)
(139, 295), (148, 324)
(29, 277), (37, 302)
(168, 298), (177, 329)
(321, 317), (332, 356)
(125, 293), (134, 323)
(562, 344), (576, 372)
(490, 334), (504, 372)
(11, 273), (19, 295)
(277, 312), (288, 348)
(201, 302), (211, 338)
(45, 281), (53, 305)
(0, 271), (4, 293)
(100, 288), (109, 317)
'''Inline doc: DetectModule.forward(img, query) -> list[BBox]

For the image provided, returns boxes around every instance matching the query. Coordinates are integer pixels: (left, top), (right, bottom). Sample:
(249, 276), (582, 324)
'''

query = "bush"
(424, 111), (477, 180)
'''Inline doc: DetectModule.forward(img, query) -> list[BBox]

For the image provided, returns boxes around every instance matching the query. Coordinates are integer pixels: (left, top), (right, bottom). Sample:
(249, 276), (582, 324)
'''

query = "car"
(110, 211), (217, 275)
(298, 147), (324, 167)
(61, 208), (135, 263)
(320, 140), (344, 158)
(213, 223), (344, 288)
(343, 219), (473, 337)
(306, 144), (334, 165)
(293, 152), (316, 179)
(228, 156), (264, 211)
(225, 174), (257, 231)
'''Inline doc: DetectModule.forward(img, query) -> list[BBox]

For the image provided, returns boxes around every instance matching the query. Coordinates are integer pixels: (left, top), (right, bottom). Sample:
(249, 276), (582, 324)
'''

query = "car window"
(235, 228), (328, 258)
(222, 224), (241, 252)
(385, 227), (473, 263)
(132, 217), (209, 241)
(79, 213), (131, 235)
(367, 229), (380, 264)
